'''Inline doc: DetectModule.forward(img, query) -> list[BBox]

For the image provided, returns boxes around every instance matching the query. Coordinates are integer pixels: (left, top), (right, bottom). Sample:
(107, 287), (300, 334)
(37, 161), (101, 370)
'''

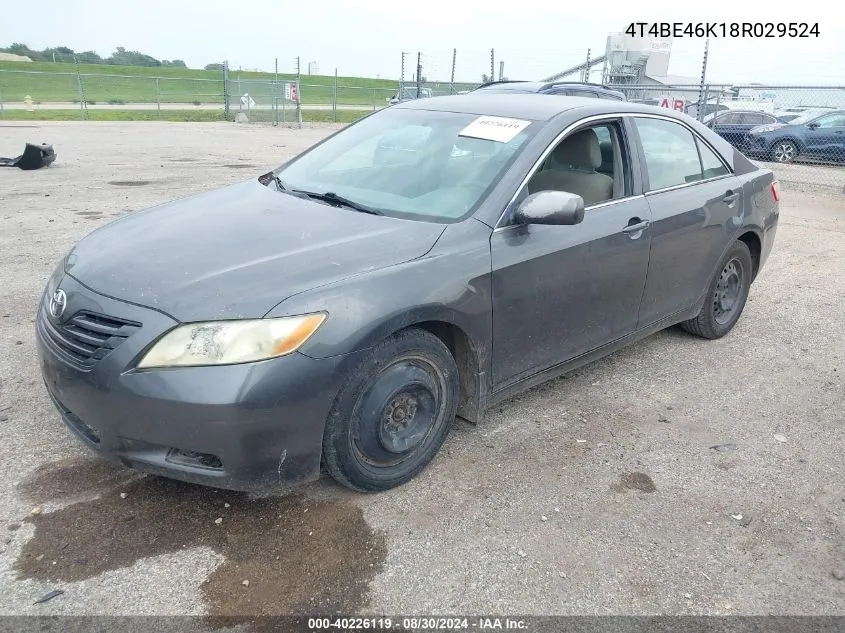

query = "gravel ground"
(0, 122), (843, 620)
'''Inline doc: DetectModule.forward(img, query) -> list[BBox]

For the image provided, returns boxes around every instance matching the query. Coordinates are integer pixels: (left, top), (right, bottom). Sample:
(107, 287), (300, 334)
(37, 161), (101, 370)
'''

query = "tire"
(771, 139), (798, 163)
(322, 328), (460, 492)
(680, 241), (753, 340)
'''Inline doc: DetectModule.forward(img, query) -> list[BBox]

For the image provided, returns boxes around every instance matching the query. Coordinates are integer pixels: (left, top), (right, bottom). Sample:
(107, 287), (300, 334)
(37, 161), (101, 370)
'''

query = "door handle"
(622, 219), (650, 234)
(723, 191), (740, 204)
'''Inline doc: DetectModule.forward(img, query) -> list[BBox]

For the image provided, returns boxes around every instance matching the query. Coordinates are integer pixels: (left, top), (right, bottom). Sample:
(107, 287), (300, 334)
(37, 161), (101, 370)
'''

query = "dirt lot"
(0, 122), (843, 618)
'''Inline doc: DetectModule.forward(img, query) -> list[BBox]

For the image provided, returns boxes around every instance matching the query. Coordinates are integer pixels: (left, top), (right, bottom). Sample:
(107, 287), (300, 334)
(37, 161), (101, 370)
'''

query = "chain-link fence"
(604, 84), (845, 193)
(1, 66), (843, 192)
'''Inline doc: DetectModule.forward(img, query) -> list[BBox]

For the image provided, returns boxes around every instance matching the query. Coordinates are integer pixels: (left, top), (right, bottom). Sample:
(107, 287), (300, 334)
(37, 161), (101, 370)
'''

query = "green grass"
(0, 108), (370, 123)
(0, 60), (405, 106)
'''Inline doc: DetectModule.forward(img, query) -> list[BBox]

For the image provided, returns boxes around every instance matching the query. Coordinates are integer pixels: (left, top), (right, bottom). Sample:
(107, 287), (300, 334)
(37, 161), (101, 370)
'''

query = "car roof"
(477, 81), (621, 94)
(714, 110), (777, 115)
(393, 92), (687, 122)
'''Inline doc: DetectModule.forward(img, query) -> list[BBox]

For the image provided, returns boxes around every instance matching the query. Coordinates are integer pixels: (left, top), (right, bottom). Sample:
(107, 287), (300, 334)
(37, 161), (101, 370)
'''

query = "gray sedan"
(37, 94), (780, 493)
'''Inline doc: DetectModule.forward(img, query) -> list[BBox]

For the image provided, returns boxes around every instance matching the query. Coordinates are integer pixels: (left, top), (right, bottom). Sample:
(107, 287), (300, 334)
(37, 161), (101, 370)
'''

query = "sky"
(2, 0), (844, 85)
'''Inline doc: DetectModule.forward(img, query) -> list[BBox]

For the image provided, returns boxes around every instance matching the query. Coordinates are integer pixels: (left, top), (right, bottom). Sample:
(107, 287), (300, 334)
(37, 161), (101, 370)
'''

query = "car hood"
(66, 179), (446, 322)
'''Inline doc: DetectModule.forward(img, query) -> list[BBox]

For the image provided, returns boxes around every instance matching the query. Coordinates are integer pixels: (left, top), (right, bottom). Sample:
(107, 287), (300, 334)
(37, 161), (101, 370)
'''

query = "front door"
(808, 112), (845, 161)
(490, 119), (652, 388)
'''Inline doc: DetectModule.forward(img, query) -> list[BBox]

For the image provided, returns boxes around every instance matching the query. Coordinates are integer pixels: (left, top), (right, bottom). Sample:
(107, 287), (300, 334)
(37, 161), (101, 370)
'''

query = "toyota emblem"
(48, 289), (67, 319)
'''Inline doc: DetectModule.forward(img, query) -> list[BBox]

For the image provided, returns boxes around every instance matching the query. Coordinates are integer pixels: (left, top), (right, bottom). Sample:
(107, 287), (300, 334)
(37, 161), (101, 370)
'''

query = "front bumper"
(35, 274), (361, 491)
(742, 134), (771, 157)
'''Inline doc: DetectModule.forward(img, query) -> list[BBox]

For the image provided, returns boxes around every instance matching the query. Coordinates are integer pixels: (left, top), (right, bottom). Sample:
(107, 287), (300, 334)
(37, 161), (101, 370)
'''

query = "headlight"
(137, 313), (327, 369)
(749, 124), (780, 134)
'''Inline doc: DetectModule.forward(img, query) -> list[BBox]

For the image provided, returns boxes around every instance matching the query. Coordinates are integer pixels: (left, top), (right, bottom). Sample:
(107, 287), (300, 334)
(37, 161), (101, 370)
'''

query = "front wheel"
(771, 140), (798, 163)
(680, 241), (753, 340)
(322, 328), (460, 492)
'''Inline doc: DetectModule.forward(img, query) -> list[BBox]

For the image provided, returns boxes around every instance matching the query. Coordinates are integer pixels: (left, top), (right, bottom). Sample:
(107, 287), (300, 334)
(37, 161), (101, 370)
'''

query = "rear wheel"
(680, 241), (753, 340)
(771, 140), (798, 163)
(322, 328), (459, 492)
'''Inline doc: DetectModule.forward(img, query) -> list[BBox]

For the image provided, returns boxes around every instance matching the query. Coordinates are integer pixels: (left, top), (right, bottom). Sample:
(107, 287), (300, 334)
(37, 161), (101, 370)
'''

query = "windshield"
(785, 111), (823, 125)
(274, 108), (536, 222)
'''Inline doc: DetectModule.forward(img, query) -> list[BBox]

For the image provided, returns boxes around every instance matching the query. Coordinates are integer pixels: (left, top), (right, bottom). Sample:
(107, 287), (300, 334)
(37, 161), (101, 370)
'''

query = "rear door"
(490, 117), (652, 388)
(712, 112), (745, 146)
(631, 115), (742, 326)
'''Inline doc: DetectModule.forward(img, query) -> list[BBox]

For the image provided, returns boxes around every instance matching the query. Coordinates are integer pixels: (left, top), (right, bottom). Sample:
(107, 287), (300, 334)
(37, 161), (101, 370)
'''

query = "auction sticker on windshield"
(459, 116), (531, 143)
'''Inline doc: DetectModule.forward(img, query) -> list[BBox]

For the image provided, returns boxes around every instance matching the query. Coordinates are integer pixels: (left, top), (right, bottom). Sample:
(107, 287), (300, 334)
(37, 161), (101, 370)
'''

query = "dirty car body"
(37, 94), (779, 492)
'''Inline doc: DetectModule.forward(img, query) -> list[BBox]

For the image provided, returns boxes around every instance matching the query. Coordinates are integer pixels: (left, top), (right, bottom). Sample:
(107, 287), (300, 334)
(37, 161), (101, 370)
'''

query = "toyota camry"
(37, 93), (780, 493)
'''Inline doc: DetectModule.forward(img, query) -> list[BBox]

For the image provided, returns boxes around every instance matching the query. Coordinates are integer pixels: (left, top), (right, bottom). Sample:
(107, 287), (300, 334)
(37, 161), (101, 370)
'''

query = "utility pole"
(698, 39), (710, 121)
(400, 52), (408, 94)
(490, 49), (495, 83)
(450, 48), (457, 94)
(498, 60), (504, 81)
(416, 51), (422, 98)
(583, 48), (591, 82)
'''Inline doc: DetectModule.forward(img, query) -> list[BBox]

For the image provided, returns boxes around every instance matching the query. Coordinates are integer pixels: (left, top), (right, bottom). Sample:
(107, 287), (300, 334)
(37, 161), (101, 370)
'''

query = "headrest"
(552, 128), (602, 170)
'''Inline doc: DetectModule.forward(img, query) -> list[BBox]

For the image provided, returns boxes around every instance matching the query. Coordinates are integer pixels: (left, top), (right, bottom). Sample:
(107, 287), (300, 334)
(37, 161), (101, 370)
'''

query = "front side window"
(275, 108), (537, 222)
(524, 120), (628, 208)
(815, 113), (845, 128)
(634, 117), (730, 191)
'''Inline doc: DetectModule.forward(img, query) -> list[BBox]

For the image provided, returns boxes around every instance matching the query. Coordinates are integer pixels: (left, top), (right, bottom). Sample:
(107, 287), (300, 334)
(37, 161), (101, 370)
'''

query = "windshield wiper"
(292, 190), (383, 215)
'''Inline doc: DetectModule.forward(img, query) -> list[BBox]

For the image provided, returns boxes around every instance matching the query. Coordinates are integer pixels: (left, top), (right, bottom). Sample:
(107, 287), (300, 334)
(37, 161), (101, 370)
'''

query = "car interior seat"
(528, 129), (613, 206)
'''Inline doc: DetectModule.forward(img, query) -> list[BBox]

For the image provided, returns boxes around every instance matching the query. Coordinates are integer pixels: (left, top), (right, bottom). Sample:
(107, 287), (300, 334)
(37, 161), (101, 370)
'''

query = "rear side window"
(634, 117), (730, 191)
(738, 113), (767, 125)
(697, 139), (730, 179)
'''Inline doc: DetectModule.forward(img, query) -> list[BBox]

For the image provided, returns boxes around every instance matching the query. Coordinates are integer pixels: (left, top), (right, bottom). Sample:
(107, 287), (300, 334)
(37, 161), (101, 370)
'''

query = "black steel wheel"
(322, 328), (459, 492)
(680, 240), (753, 340)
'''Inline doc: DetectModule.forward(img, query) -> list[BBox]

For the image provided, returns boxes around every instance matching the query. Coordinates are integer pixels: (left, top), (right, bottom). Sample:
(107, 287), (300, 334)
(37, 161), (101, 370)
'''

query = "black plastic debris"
(33, 589), (64, 604)
(0, 143), (57, 170)
(709, 443), (738, 452)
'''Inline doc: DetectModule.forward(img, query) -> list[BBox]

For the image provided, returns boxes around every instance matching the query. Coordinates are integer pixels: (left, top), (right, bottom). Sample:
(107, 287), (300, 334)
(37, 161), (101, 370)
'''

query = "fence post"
(223, 61), (230, 120)
(333, 68), (337, 123)
(73, 55), (88, 121)
(699, 85), (709, 122)
(296, 79), (302, 129)
(274, 57), (279, 126)
(0, 85), (4, 117)
(372, 89), (376, 111)
(450, 48), (456, 95)
(155, 78), (161, 115)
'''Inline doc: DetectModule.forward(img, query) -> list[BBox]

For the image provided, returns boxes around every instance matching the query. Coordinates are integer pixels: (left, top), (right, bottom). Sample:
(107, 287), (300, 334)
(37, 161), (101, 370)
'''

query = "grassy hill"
(0, 60), (404, 106)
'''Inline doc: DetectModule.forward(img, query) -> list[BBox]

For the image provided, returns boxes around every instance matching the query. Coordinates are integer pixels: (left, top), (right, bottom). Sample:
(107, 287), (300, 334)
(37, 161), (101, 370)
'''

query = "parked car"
(473, 80), (626, 101)
(388, 86), (433, 105)
(37, 94), (779, 494)
(706, 110), (782, 148)
(743, 109), (845, 163)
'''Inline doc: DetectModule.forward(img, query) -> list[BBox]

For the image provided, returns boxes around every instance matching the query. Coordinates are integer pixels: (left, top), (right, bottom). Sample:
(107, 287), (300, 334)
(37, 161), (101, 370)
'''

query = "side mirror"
(513, 191), (585, 226)
(807, 121), (819, 129)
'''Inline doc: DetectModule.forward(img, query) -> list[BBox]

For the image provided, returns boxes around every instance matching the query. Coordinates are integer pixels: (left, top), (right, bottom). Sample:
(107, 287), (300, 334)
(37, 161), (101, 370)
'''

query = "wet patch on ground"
(222, 164), (257, 169)
(108, 180), (152, 187)
(611, 471), (657, 493)
(15, 460), (386, 617)
(17, 456), (139, 503)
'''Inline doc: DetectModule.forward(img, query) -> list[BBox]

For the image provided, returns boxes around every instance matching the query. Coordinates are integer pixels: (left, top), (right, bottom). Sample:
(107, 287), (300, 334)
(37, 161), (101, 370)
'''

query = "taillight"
(770, 180), (780, 202)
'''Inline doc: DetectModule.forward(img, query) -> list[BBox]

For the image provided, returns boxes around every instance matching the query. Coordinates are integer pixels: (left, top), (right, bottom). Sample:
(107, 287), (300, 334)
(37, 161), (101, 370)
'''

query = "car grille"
(39, 305), (141, 369)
